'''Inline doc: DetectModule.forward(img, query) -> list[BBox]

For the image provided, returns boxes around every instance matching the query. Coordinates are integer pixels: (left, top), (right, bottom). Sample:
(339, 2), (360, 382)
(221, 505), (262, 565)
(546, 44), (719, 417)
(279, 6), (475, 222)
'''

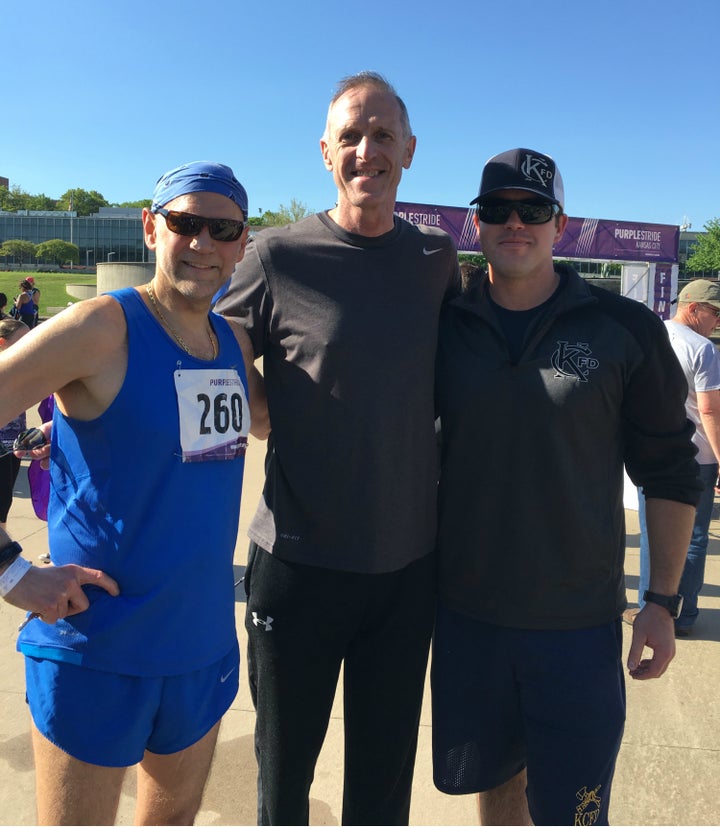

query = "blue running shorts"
(25, 641), (239, 767)
(432, 603), (625, 826)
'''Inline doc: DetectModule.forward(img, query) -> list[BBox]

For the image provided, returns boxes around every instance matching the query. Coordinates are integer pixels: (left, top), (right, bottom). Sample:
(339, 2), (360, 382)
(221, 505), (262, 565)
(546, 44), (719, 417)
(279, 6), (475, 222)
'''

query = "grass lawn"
(0, 270), (97, 318)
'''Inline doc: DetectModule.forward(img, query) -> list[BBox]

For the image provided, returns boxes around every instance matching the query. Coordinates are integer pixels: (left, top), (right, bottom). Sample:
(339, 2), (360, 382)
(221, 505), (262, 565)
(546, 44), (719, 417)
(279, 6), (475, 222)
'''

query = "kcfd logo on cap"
(520, 153), (554, 191)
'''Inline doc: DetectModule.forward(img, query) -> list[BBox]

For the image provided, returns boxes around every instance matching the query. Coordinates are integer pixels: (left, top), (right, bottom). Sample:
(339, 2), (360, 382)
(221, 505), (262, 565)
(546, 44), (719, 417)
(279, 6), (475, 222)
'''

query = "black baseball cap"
(470, 148), (564, 208)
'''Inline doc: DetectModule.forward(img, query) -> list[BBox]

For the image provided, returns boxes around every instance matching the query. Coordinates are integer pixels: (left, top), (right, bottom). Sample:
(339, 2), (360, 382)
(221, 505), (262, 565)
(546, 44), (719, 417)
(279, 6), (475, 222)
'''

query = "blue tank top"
(17, 290), (36, 326)
(18, 288), (249, 676)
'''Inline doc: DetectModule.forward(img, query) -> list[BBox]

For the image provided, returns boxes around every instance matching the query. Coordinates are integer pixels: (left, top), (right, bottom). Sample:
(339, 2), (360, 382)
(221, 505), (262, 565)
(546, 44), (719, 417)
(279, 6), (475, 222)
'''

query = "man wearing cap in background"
(0, 161), (268, 825)
(431, 148), (700, 825)
(627, 279), (720, 637)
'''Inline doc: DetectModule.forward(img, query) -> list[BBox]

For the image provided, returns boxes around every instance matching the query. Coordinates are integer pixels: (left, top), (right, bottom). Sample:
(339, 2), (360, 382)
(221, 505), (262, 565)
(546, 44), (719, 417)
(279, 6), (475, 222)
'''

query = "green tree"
(282, 198), (312, 223)
(686, 219), (720, 273)
(261, 199), (313, 227)
(36, 239), (79, 265)
(58, 189), (110, 216)
(0, 184), (34, 212)
(116, 199), (152, 209)
(0, 239), (37, 264)
(459, 252), (487, 270)
(26, 193), (57, 211)
(259, 210), (282, 226)
(0, 186), (57, 212)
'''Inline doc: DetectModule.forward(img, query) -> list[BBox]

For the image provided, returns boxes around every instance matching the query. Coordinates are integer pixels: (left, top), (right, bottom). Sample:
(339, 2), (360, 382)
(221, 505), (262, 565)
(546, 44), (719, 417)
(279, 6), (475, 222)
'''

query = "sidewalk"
(0, 431), (718, 825)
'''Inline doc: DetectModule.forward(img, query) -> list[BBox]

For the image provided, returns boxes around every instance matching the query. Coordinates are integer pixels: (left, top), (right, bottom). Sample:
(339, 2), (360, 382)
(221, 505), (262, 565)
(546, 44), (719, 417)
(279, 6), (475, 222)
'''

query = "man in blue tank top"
(0, 161), (269, 825)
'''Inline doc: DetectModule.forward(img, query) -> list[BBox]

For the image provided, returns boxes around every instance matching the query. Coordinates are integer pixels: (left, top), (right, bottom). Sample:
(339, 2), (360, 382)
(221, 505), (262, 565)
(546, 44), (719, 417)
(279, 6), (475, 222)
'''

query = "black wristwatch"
(0, 541), (23, 569)
(643, 591), (683, 619)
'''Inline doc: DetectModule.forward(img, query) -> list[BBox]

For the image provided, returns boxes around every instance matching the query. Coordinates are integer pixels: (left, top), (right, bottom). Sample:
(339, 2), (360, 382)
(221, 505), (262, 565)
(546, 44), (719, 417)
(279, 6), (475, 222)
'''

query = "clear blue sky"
(3, 0), (718, 230)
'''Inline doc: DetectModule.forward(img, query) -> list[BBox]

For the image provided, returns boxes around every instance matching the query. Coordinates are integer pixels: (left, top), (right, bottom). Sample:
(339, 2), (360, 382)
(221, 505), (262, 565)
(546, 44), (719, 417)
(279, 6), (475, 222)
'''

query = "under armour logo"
(551, 341), (599, 382)
(520, 153), (553, 190)
(252, 612), (274, 631)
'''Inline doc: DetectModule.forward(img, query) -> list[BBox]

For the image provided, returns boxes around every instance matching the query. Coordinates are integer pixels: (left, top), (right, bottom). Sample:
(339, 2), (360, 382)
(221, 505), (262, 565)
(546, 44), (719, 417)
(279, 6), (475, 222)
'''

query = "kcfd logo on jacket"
(551, 341), (599, 382)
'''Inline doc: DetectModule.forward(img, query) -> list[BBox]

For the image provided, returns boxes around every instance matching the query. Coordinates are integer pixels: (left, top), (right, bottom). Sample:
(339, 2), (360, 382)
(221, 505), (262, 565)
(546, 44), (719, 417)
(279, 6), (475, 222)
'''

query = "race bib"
(174, 368), (250, 462)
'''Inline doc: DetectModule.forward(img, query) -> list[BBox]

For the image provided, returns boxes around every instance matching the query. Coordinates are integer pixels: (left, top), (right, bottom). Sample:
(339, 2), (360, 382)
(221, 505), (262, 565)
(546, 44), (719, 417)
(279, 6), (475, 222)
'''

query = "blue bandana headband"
(151, 161), (249, 217)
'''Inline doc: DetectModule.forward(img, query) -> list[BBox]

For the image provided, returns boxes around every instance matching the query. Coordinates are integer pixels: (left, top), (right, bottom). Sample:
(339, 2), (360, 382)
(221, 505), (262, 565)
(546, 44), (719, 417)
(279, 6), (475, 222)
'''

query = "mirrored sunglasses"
(0, 427), (48, 459)
(153, 207), (246, 242)
(476, 200), (560, 225)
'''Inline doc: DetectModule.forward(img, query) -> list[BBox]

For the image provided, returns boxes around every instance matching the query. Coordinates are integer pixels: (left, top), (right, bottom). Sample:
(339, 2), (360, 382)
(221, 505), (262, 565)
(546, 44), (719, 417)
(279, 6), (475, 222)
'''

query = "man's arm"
(246, 365), (270, 439)
(0, 298), (127, 621)
(0, 294), (127, 427)
(697, 388), (720, 468)
(217, 246), (271, 440)
(627, 498), (695, 680)
(227, 318), (270, 440)
(215, 240), (269, 359)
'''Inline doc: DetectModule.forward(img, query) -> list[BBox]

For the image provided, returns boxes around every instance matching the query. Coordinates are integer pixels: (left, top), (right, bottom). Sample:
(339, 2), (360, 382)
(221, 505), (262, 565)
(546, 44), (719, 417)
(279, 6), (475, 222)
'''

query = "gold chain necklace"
(146, 283), (217, 360)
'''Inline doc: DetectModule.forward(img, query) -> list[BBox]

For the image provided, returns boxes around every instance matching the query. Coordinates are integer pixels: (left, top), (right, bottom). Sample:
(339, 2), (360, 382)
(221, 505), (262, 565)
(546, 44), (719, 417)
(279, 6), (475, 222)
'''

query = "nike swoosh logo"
(423, 247), (442, 256)
(220, 668), (236, 683)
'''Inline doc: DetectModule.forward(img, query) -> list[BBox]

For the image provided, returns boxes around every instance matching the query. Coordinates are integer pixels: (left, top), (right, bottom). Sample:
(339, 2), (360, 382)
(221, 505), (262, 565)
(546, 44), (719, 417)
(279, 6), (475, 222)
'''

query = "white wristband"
(0, 556), (31, 597)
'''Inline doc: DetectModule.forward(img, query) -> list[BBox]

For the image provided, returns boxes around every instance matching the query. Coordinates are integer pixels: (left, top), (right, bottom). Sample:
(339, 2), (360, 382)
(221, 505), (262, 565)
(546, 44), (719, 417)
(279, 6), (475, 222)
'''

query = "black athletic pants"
(244, 543), (435, 826)
(0, 452), (21, 522)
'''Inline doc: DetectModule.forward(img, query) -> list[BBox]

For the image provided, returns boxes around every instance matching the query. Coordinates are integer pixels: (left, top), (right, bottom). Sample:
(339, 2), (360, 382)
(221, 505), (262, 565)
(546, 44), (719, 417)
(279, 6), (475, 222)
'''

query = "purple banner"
(652, 263), (674, 319)
(394, 202), (478, 252)
(555, 218), (679, 263)
(394, 202), (679, 263)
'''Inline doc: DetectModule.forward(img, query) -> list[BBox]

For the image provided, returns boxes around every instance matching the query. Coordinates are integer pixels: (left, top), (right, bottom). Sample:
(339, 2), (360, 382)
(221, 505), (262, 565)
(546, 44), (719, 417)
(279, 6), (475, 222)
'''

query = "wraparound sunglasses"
(152, 207), (246, 242)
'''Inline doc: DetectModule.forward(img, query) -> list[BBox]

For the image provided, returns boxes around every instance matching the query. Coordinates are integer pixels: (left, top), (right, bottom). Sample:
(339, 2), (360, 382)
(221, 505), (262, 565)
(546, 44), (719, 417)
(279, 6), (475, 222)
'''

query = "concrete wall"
(65, 283), (98, 300)
(97, 262), (155, 293)
(63, 262), (155, 301)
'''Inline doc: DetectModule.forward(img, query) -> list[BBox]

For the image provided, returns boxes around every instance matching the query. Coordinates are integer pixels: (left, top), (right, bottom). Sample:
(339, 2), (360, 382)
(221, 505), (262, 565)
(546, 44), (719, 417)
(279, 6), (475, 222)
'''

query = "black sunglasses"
(476, 200), (560, 225)
(153, 207), (246, 242)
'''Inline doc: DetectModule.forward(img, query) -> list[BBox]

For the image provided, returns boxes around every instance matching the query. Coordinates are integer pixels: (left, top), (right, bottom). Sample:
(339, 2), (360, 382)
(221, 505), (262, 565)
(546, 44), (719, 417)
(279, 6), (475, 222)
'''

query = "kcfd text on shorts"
(432, 603), (625, 826)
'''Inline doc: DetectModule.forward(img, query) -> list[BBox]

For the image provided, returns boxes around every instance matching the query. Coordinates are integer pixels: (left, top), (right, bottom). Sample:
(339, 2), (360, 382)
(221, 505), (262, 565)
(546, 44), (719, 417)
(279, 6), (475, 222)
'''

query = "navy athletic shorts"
(25, 641), (239, 767)
(431, 603), (625, 826)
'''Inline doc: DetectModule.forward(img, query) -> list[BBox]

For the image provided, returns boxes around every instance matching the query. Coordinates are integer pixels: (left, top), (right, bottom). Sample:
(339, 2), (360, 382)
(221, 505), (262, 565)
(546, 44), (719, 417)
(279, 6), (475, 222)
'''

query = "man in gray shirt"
(630, 279), (720, 635)
(216, 71), (459, 825)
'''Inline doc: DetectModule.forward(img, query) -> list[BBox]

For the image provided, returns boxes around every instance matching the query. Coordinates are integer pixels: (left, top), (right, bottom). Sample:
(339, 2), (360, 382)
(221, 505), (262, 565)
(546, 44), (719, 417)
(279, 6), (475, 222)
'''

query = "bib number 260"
(174, 368), (250, 462)
(197, 392), (244, 435)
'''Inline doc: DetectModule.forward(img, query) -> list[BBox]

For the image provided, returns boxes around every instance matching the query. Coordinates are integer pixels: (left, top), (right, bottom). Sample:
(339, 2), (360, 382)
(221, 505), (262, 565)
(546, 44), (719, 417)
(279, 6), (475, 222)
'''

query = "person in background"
(432, 147), (700, 825)
(459, 259), (482, 293)
(216, 71), (460, 825)
(0, 160), (269, 825)
(14, 279), (37, 328)
(0, 319), (30, 529)
(19, 396), (55, 531)
(0, 293), (10, 320)
(627, 279), (720, 637)
(31, 286), (41, 325)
